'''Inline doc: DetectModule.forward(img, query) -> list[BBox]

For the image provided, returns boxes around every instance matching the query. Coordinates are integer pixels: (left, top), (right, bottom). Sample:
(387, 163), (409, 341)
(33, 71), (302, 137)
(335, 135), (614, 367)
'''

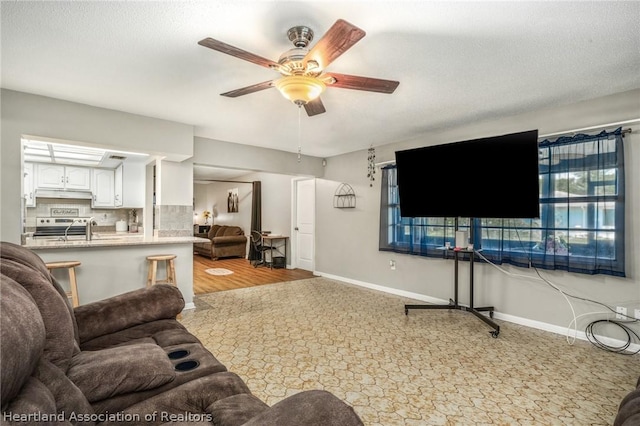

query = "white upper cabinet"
(92, 168), (115, 207)
(65, 166), (92, 190)
(27, 161), (143, 209)
(36, 164), (65, 189)
(36, 164), (91, 190)
(23, 163), (35, 207)
(114, 164), (123, 207)
(121, 163), (145, 208)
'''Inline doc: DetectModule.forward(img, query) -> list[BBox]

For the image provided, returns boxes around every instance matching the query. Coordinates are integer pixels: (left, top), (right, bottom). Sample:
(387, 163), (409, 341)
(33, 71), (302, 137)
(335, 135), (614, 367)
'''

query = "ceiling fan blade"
(325, 73), (399, 94)
(304, 98), (326, 116)
(198, 38), (279, 70)
(304, 19), (366, 70)
(220, 80), (275, 98)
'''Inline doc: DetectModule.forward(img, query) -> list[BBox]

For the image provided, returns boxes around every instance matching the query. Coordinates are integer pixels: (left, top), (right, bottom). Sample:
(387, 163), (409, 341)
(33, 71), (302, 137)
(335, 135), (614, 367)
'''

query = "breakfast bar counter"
(22, 235), (207, 309)
(24, 234), (208, 250)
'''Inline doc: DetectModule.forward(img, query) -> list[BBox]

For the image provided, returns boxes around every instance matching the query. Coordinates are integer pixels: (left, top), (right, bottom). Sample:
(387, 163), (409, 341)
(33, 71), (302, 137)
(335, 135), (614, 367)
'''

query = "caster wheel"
(489, 311), (494, 318)
(404, 308), (409, 315)
(490, 330), (500, 338)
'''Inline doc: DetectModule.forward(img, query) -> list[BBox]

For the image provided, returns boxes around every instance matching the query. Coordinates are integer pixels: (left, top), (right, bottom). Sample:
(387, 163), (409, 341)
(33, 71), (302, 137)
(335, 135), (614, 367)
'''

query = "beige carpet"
(180, 277), (639, 425)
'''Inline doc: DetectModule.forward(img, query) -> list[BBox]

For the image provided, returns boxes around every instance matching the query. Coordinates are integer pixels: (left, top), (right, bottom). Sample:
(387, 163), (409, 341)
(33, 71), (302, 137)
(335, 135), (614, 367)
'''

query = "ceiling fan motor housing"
(287, 26), (314, 48)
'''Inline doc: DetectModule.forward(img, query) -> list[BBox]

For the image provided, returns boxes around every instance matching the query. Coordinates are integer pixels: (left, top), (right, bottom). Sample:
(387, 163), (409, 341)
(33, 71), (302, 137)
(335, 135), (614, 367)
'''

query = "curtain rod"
(538, 118), (638, 138)
(375, 119), (639, 167)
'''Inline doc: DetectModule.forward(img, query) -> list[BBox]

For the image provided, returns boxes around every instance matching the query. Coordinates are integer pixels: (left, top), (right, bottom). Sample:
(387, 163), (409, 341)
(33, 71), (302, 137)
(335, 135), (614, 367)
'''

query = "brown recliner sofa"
(194, 225), (247, 260)
(0, 241), (363, 426)
(616, 376), (640, 425)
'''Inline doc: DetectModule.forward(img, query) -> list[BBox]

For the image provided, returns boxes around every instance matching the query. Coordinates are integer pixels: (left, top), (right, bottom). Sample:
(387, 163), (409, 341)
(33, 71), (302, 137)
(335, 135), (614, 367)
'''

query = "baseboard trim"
(183, 302), (195, 311)
(315, 271), (640, 353)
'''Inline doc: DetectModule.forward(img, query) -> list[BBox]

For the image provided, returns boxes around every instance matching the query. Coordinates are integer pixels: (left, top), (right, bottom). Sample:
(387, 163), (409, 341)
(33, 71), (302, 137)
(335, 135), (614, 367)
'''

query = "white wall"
(193, 136), (325, 178)
(316, 89), (640, 337)
(156, 159), (193, 206)
(242, 171), (293, 237)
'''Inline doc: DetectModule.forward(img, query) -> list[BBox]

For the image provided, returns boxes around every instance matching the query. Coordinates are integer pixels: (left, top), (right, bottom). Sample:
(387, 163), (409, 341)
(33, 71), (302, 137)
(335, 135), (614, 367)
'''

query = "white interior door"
(293, 178), (315, 271)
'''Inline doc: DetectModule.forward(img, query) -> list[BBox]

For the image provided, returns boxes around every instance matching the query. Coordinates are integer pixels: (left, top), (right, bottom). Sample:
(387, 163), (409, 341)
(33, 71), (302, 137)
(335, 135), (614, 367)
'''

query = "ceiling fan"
(198, 19), (399, 117)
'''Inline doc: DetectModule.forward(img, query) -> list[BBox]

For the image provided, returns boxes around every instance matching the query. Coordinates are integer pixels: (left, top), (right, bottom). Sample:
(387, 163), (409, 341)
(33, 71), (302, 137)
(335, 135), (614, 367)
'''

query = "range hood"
(35, 189), (93, 200)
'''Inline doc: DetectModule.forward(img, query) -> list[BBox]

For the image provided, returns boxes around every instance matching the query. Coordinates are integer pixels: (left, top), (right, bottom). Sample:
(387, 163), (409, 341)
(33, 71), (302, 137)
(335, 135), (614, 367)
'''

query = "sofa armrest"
(212, 236), (247, 245)
(74, 284), (184, 344)
(241, 390), (363, 426)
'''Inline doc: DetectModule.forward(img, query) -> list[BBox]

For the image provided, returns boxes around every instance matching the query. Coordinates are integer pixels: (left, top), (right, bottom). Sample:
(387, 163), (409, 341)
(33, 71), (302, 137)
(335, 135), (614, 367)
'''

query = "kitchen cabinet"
(114, 164), (123, 207)
(92, 168), (115, 207)
(23, 163), (35, 207)
(27, 161), (142, 209)
(121, 163), (145, 208)
(36, 164), (91, 190)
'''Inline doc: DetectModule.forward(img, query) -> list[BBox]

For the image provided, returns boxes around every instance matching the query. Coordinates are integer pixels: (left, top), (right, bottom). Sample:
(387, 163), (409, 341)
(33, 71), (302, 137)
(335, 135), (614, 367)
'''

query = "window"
(379, 128), (626, 276)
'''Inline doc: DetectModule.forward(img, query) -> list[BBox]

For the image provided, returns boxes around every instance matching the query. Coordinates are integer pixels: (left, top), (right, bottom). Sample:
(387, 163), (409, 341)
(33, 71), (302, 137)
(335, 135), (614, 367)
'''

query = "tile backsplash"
(154, 204), (192, 237)
(25, 198), (142, 232)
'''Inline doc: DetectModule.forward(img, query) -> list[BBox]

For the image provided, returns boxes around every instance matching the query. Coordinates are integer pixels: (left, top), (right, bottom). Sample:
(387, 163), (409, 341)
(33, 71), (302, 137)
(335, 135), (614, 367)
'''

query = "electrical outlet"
(616, 306), (627, 320)
(635, 309), (640, 320)
(389, 260), (396, 270)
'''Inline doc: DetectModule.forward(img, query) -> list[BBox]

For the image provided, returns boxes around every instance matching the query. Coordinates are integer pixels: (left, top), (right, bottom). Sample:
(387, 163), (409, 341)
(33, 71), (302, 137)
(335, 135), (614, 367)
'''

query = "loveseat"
(0, 241), (363, 425)
(616, 376), (640, 425)
(194, 225), (247, 260)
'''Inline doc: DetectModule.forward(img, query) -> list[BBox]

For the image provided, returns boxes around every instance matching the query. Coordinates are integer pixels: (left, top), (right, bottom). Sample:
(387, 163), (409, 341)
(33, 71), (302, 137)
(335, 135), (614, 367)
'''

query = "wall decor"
(227, 188), (239, 213)
(367, 146), (376, 187)
(334, 183), (356, 208)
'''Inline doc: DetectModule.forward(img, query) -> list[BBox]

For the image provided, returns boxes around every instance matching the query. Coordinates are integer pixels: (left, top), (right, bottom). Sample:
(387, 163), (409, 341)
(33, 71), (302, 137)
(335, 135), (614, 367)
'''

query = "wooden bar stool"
(146, 254), (177, 288)
(45, 260), (81, 307)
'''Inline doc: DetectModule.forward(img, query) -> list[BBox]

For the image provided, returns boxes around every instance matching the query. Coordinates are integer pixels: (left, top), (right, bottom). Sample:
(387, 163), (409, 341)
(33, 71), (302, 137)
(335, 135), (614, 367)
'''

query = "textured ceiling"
(2, 1), (639, 158)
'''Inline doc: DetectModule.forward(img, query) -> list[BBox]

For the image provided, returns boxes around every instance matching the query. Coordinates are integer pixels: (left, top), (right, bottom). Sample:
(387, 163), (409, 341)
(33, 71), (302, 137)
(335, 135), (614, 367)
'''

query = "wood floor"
(193, 254), (315, 294)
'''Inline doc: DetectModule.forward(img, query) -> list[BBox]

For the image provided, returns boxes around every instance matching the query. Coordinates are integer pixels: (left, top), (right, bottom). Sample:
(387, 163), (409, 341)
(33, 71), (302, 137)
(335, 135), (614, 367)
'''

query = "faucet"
(85, 217), (95, 241)
(63, 219), (81, 241)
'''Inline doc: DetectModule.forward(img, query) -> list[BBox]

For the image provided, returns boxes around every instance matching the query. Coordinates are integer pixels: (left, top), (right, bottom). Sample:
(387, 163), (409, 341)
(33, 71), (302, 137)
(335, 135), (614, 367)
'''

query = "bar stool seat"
(45, 260), (81, 307)
(146, 254), (177, 288)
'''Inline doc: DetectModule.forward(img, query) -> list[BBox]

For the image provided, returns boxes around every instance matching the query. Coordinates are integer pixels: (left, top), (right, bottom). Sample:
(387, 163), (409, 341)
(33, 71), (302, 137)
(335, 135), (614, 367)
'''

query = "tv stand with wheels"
(404, 219), (500, 338)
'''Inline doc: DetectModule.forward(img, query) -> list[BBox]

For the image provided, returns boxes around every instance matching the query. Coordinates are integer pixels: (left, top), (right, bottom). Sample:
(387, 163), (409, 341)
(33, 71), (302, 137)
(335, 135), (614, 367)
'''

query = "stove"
(34, 217), (92, 239)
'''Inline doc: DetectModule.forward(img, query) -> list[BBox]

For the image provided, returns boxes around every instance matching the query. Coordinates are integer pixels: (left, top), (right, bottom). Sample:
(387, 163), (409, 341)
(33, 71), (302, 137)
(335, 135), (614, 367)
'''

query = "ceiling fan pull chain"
(297, 105), (302, 162)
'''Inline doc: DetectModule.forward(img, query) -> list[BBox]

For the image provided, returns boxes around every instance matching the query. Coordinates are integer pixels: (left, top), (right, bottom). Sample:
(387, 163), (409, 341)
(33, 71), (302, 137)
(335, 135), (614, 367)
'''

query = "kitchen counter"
(24, 234), (208, 250)
(23, 234), (208, 309)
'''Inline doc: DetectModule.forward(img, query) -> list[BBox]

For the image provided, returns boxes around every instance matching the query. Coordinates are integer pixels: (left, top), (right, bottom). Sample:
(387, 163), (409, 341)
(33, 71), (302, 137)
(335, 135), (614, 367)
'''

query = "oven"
(34, 217), (91, 239)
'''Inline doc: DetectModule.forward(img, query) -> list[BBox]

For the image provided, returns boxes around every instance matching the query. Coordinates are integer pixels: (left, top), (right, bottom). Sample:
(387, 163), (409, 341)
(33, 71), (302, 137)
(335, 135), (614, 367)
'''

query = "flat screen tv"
(395, 130), (540, 218)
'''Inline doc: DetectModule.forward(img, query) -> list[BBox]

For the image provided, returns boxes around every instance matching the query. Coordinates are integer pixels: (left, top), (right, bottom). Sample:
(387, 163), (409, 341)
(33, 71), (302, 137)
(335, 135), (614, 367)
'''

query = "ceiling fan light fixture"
(274, 75), (326, 105)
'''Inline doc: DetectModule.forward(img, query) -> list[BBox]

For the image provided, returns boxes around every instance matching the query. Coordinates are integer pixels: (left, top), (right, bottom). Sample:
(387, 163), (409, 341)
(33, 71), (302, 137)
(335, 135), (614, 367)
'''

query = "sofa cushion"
(0, 241), (82, 352)
(208, 225), (222, 239)
(616, 386), (640, 426)
(1, 258), (78, 372)
(2, 377), (58, 423)
(120, 372), (253, 424)
(34, 359), (95, 424)
(221, 226), (243, 237)
(211, 235), (247, 245)
(68, 342), (176, 402)
(0, 277), (46, 403)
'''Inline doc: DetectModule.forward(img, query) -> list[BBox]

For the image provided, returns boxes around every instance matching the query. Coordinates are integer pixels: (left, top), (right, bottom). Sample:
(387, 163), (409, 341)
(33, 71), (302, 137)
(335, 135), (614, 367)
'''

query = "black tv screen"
(395, 130), (540, 218)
